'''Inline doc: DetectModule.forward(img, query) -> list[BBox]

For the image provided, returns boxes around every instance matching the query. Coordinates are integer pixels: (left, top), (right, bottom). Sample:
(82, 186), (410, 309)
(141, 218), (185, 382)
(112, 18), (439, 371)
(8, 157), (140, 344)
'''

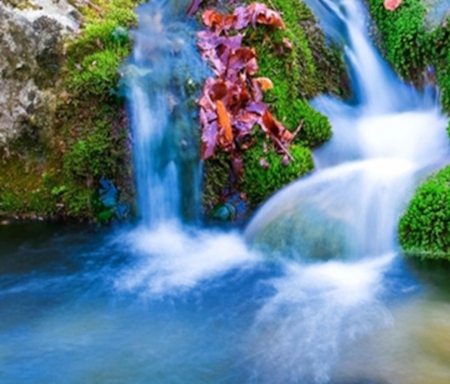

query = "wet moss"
(367, 0), (450, 113)
(0, 0), (139, 221)
(243, 136), (314, 206)
(399, 166), (450, 260)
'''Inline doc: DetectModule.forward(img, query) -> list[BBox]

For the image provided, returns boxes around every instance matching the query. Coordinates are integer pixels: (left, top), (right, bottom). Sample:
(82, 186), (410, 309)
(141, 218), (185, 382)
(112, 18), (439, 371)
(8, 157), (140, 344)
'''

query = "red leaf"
(216, 100), (233, 145)
(248, 3), (286, 29)
(202, 9), (224, 29)
(233, 6), (250, 29)
(201, 111), (218, 159)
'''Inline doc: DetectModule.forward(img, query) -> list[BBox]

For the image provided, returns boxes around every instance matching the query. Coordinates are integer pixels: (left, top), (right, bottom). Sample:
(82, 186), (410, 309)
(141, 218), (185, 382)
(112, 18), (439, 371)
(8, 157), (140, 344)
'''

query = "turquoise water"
(2, 222), (442, 384)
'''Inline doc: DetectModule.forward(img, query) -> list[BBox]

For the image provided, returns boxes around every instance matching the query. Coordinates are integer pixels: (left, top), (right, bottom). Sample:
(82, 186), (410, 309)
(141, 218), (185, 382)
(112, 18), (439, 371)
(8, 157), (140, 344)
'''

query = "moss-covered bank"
(203, 0), (349, 217)
(367, 0), (450, 112)
(366, 0), (450, 258)
(0, 0), (140, 221)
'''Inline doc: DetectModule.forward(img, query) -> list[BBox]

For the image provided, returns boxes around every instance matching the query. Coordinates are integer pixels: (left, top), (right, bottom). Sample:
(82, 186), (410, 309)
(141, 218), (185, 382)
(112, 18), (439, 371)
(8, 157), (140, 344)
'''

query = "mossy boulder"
(0, 1), (76, 146)
(0, 0), (138, 220)
(202, 0), (349, 216)
(399, 166), (450, 259)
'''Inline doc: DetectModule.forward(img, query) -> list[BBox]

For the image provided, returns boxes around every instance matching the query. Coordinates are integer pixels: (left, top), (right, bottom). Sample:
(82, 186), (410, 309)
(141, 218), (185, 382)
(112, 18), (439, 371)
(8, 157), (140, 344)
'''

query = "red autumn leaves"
(197, 4), (298, 161)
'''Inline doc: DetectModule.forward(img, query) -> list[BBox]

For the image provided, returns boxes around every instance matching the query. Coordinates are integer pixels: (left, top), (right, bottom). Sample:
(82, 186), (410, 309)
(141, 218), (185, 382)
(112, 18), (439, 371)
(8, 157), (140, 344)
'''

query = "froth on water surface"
(114, 222), (260, 296)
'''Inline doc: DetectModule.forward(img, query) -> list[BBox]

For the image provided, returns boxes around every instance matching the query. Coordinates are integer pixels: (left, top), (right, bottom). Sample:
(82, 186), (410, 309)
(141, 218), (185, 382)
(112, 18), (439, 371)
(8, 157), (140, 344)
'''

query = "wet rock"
(0, 0), (79, 147)
(210, 202), (237, 222)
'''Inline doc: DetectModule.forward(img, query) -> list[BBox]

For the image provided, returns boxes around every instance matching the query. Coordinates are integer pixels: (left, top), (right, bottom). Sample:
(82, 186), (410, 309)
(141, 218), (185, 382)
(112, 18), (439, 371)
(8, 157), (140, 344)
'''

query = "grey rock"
(0, 0), (80, 146)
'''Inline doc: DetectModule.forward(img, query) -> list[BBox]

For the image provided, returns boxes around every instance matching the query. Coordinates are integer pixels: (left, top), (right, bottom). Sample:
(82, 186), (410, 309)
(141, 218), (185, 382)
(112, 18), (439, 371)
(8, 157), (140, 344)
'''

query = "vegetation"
(0, 0), (140, 220)
(243, 138), (314, 205)
(202, 0), (349, 215)
(367, 0), (450, 113)
(366, 0), (450, 258)
(399, 166), (450, 259)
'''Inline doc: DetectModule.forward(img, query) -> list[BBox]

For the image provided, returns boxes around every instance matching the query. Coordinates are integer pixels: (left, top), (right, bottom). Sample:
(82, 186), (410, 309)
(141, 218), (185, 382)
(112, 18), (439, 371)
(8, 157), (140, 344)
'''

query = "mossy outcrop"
(367, 0), (450, 113)
(399, 166), (450, 259)
(0, 0), (138, 220)
(202, 0), (349, 215)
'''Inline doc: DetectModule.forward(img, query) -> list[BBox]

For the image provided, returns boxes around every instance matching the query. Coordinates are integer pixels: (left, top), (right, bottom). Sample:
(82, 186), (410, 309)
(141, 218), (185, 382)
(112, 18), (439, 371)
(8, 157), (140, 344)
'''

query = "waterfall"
(236, 4), (449, 382)
(245, 0), (450, 260)
(118, 1), (450, 383)
(126, 0), (208, 227)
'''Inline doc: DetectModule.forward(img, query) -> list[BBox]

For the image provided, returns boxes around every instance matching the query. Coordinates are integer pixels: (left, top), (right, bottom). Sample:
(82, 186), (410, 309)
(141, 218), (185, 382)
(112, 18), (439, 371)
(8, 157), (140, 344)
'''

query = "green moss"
(367, 0), (427, 79)
(202, 152), (232, 210)
(67, 49), (126, 98)
(53, 0), (140, 220)
(0, 0), (139, 220)
(243, 0), (345, 143)
(367, 0), (450, 112)
(243, 137), (314, 206)
(0, 155), (61, 216)
(399, 166), (450, 259)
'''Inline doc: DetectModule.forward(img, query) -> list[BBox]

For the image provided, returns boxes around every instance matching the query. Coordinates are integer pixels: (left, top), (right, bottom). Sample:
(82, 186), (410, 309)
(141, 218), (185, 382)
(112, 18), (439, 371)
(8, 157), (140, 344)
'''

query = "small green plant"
(243, 139), (314, 205)
(399, 166), (450, 259)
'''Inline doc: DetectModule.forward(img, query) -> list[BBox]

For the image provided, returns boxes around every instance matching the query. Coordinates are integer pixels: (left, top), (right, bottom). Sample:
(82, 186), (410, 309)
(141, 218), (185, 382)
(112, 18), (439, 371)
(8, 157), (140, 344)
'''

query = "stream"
(1, 0), (450, 383)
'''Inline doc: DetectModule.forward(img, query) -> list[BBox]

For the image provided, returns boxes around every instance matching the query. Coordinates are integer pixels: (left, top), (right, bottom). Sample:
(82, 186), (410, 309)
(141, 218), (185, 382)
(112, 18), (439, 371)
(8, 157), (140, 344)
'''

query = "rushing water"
(2, 0), (450, 383)
(127, 0), (208, 225)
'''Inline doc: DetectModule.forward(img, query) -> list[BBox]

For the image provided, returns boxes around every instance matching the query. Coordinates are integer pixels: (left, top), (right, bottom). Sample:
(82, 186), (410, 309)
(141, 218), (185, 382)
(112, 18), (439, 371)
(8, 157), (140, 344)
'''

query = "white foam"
(115, 223), (259, 296)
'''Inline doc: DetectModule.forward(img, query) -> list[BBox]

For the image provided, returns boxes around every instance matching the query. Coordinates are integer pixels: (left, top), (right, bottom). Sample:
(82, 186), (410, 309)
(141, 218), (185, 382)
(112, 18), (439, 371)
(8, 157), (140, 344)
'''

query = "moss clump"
(244, 0), (349, 100)
(366, 0), (427, 79)
(399, 166), (450, 259)
(243, 137), (314, 206)
(53, 0), (139, 220)
(367, 0), (450, 112)
(243, 0), (342, 146)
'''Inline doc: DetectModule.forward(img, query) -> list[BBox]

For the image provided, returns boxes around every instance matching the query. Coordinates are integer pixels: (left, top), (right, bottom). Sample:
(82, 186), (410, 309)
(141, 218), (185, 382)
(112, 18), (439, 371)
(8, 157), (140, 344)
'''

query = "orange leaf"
(216, 100), (233, 142)
(254, 77), (274, 91)
(202, 9), (223, 28)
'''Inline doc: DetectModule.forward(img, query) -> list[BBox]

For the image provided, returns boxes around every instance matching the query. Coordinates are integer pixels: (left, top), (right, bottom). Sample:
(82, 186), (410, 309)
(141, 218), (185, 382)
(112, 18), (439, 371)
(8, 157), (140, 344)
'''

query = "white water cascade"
(127, 0), (208, 226)
(245, 0), (450, 259)
(239, 1), (450, 381)
(120, 0), (450, 383)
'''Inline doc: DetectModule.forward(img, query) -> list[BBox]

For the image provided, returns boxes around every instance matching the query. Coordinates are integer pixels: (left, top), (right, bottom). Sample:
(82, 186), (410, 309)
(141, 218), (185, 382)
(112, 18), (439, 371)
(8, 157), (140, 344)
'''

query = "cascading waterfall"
(239, 0), (449, 381)
(118, 0), (450, 383)
(126, 0), (208, 226)
(246, 0), (449, 258)
(3, 1), (450, 383)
